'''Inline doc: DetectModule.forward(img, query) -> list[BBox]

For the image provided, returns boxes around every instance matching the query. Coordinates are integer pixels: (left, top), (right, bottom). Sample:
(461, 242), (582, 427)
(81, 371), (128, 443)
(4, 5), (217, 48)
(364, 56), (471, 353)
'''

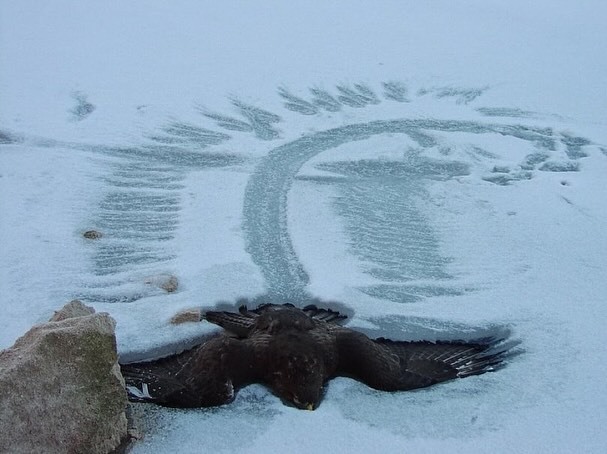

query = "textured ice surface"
(1, 1), (607, 453)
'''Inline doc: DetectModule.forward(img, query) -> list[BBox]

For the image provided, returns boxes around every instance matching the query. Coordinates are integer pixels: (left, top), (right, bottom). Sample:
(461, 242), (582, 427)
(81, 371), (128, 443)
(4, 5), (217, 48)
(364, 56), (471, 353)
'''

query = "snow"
(1, 1), (607, 452)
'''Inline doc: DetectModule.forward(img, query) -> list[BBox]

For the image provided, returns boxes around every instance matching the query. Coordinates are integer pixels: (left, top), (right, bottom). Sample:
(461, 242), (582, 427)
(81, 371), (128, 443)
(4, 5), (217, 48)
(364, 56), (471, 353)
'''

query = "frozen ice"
(1, 1), (606, 453)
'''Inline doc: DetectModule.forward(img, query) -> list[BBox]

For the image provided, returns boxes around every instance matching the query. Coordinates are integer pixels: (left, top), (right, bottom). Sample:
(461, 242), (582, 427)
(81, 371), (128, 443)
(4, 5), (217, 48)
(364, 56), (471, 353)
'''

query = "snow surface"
(1, 1), (607, 452)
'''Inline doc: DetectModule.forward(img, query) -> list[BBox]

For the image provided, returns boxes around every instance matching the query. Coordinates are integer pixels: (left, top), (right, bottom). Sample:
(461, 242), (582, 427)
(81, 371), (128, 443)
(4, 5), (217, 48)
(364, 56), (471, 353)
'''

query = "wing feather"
(120, 336), (261, 408)
(336, 330), (516, 391)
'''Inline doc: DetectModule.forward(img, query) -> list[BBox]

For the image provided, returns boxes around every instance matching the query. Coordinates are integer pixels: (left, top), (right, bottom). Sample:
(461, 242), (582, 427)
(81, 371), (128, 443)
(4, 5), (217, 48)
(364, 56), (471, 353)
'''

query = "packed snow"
(1, 1), (606, 452)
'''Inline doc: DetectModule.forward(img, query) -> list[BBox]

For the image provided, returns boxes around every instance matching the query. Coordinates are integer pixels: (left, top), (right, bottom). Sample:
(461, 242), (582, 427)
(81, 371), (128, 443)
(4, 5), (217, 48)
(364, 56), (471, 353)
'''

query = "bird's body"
(121, 303), (515, 410)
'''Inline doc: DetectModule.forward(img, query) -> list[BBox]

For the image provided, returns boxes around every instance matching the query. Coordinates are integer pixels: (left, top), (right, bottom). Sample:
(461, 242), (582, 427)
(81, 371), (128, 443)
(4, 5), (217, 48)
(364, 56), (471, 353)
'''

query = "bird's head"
(267, 341), (326, 410)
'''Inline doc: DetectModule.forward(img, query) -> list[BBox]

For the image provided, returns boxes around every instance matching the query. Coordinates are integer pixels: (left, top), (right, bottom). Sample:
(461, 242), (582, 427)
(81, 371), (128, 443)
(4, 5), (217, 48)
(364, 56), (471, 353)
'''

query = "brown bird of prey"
(121, 303), (515, 410)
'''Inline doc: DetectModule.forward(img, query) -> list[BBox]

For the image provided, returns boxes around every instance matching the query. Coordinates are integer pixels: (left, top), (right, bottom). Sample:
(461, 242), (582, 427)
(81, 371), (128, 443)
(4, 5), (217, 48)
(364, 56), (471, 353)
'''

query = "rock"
(0, 302), (127, 454)
(170, 308), (202, 325)
(144, 274), (179, 293)
(50, 299), (95, 321)
(83, 230), (103, 240)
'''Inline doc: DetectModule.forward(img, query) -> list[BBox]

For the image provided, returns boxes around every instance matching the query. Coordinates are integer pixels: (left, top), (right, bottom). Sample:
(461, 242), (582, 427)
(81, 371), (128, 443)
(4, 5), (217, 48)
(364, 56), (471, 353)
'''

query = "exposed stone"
(144, 274), (179, 293)
(110, 404), (144, 454)
(0, 302), (127, 454)
(83, 230), (103, 240)
(170, 308), (202, 325)
(50, 299), (95, 321)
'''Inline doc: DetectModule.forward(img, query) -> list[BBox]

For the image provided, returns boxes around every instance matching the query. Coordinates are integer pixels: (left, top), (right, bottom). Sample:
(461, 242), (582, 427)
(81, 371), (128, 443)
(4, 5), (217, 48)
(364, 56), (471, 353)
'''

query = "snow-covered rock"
(0, 301), (127, 454)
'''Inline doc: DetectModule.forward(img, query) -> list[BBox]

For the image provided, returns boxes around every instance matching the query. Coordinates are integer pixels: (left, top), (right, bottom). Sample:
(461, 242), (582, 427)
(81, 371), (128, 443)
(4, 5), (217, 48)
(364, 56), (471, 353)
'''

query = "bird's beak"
(292, 394), (316, 411)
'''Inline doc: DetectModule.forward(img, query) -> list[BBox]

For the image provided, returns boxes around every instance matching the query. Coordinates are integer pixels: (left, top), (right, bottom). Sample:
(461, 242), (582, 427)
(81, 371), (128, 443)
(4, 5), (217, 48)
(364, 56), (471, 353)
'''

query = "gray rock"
(170, 308), (202, 325)
(50, 299), (95, 321)
(83, 230), (103, 240)
(144, 274), (179, 293)
(0, 301), (127, 454)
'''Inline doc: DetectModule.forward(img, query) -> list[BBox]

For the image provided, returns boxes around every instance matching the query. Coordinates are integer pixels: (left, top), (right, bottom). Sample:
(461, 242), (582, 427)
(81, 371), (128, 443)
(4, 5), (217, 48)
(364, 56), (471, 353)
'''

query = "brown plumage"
(121, 303), (516, 410)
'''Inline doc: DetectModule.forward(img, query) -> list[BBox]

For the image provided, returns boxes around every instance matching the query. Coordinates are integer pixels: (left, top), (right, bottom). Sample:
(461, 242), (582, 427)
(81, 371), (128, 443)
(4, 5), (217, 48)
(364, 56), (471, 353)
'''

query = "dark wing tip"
(458, 337), (523, 377)
(376, 333), (522, 379)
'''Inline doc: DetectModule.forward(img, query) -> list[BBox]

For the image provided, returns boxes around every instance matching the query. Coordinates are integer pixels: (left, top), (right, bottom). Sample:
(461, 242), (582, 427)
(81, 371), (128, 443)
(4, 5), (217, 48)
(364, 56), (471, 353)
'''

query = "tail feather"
(203, 311), (255, 337)
(204, 303), (348, 335)
(302, 304), (348, 324)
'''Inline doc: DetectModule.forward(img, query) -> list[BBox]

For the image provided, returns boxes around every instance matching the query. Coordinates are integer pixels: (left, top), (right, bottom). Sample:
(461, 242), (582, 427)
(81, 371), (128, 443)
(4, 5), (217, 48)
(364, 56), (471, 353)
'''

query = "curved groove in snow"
(243, 118), (556, 301)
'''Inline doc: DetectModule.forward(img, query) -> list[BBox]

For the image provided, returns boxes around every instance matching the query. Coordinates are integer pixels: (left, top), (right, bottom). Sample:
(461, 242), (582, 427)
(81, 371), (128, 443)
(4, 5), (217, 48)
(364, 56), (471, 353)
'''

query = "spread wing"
(120, 336), (261, 408)
(335, 329), (515, 391)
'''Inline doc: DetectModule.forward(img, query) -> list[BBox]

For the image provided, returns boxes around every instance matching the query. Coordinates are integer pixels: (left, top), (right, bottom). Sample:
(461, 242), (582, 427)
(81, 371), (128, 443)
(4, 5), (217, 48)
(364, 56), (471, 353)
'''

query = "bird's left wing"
(335, 329), (516, 391)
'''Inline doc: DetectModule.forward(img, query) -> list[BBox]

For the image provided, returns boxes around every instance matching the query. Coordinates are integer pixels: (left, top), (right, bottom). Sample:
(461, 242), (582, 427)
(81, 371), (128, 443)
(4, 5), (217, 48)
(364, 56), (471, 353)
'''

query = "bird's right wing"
(121, 336), (262, 408)
(121, 347), (206, 407)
